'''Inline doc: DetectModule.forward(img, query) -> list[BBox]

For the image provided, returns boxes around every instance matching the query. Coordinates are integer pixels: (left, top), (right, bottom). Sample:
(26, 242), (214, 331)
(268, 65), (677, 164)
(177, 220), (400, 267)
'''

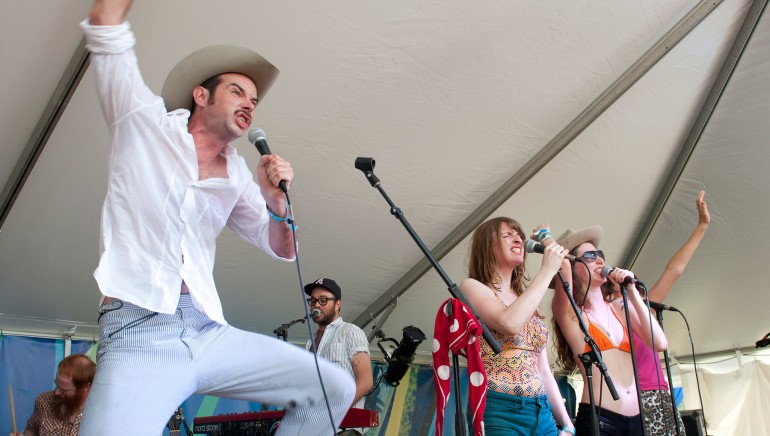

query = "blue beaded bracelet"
(560, 426), (576, 435)
(266, 204), (297, 230)
(537, 230), (553, 243)
(266, 203), (290, 222)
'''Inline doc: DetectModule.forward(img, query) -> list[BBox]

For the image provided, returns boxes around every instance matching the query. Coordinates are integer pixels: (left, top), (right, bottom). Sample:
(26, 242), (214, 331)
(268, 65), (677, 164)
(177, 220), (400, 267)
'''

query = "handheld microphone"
(648, 301), (678, 312)
(311, 308), (321, 318)
(247, 128), (287, 193)
(601, 265), (643, 286)
(524, 239), (576, 261)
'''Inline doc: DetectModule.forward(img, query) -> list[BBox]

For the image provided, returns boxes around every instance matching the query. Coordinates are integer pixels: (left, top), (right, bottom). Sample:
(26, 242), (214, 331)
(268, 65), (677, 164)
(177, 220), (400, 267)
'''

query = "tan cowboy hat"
(555, 225), (604, 252)
(161, 44), (279, 112)
(548, 225), (603, 289)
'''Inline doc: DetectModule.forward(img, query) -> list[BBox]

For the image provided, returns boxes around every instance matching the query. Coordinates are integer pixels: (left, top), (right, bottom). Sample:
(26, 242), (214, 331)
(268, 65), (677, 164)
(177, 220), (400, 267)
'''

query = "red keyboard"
(193, 407), (379, 434)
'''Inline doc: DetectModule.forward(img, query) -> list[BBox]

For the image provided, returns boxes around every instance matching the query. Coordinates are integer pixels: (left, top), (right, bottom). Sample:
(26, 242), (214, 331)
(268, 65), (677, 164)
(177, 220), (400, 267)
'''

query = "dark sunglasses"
(579, 250), (605, 263)
(307, 297), (336, 306)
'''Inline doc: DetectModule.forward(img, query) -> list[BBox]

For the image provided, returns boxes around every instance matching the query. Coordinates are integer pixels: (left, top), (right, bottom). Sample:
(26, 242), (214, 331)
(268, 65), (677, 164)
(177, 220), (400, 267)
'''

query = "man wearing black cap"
(305, 278), (373, 434)
(77, 1), (354, 434)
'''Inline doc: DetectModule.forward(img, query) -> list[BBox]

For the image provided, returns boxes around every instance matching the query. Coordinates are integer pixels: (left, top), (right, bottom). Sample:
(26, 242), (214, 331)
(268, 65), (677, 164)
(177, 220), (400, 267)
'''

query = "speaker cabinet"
(680, 409), (706, 436)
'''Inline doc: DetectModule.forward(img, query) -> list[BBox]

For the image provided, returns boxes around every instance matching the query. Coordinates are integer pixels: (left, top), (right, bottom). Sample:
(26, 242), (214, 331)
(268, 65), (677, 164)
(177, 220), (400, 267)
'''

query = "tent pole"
(622, 0), (768, 268)
(354, 0), (728, 328)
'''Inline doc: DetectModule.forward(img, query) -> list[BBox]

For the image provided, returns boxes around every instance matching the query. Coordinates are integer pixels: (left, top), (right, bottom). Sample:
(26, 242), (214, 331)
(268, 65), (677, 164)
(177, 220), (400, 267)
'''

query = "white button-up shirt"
(81, 20), (290, 324)
(306, 317), (370, 410)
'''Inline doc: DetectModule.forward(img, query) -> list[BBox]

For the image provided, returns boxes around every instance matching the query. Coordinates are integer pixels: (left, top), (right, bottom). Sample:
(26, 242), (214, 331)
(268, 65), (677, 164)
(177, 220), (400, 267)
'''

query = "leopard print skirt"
(641, 390), (686, 436)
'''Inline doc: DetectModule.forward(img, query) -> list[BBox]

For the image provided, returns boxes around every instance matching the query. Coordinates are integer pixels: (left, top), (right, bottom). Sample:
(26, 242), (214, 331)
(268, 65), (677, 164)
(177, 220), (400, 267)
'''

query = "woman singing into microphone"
(460, 217), (575, 436)
(547, 225), (667, 436)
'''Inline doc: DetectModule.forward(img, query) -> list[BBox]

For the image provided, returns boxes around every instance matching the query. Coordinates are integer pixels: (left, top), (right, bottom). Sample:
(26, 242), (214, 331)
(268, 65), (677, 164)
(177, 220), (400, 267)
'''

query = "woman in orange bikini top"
(548, 225), (668, 436)
(583, 305), (631, 354)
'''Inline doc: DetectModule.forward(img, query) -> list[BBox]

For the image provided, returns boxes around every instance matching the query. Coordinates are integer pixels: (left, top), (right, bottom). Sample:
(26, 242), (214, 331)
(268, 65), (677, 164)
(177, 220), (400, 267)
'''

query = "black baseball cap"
(304, 277), (342, 300)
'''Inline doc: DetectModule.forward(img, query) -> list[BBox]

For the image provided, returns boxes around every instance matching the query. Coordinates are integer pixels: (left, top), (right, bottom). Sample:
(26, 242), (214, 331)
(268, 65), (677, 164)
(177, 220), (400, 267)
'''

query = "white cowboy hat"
(555, 225), (604, 252)
(161, 44), (279, 112)
(548, 225), (604, 289)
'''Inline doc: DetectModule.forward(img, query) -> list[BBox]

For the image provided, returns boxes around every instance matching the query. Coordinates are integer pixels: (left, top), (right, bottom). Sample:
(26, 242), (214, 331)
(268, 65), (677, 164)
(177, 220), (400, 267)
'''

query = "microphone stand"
(656, 308), (681, 436)
(273, 316), (306, 341)
(182, 416), (193, 436)
(367, 300), (398, 343)
(619, 283), (647, 436)
(355, 157), (501, 436)
(556, 270), (618, 436)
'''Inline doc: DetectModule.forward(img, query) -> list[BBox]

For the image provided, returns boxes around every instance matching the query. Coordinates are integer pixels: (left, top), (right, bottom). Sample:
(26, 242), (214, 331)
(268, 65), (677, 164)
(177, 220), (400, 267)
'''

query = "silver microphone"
(601, 265), (642, 285)
(311, 308), (321, 318)
(247, 128), (287, 193)
(248, 128), (270, 154)
(524, 239), (577, 261)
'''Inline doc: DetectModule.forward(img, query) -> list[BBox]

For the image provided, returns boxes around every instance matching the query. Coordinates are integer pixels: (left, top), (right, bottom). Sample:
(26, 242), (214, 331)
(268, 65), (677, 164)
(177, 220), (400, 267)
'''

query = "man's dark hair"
(189, 74), (223, 114)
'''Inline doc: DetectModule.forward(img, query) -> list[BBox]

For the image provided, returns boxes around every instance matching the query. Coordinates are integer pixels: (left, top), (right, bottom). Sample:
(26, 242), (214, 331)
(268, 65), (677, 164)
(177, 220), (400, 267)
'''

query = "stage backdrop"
(8, 334), (756, 435)
(1, 334), (475, 435)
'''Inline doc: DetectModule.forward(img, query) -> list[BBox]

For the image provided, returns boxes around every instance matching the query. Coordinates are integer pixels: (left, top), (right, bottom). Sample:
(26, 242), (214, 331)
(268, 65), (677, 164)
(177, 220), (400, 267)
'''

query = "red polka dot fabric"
(432, 298), (488, 435)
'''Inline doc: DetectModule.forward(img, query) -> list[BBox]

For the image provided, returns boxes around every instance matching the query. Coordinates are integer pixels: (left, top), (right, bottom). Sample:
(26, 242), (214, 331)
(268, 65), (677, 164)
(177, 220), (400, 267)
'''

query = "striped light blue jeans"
(79, 295), (355, 435)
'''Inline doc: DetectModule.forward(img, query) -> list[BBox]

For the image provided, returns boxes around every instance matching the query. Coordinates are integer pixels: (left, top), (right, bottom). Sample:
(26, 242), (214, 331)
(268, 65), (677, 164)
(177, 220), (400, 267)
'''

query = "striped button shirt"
(306, 317), (370, 409)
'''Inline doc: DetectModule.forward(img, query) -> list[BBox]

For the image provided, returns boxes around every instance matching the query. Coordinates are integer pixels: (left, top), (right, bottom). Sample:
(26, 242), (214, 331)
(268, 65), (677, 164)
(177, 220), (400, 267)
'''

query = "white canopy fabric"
(1, 0), (769, 375)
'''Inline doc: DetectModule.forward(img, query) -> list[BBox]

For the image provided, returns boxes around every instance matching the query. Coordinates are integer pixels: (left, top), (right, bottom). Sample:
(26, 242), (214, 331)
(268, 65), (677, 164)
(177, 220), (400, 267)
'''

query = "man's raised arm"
(89, 0), (133, 25)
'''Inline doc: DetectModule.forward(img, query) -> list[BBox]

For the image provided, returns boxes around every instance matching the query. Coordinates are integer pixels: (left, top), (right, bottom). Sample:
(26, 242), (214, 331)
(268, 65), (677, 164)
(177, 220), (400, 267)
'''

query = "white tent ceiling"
(1, 0), (769, 367)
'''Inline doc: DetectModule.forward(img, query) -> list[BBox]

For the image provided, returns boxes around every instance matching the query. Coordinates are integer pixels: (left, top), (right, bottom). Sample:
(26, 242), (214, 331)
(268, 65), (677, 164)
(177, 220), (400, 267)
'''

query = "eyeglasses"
(307, 297), (336, 306)
(579, 250), (605, 263)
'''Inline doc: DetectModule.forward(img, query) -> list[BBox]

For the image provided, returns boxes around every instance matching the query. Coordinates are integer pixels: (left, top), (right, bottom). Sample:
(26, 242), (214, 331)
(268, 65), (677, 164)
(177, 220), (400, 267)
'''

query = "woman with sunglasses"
(547, 225), (667, 436)
(460, 217), (576, 436)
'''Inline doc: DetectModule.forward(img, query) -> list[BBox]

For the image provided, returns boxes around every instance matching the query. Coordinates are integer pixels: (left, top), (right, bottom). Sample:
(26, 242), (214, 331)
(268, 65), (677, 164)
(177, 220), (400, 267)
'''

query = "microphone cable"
(367, 366), (388, 395)
(636, 283), (682, 436)
(572, 258), (607, 417)
(676, 309), (709, 434)
(249, 128), (336, 434)
(642, 291), (685, 436)
(644, 294), (673, 436)
(280, 191), (338, 436)
(573, 258), (592, 308)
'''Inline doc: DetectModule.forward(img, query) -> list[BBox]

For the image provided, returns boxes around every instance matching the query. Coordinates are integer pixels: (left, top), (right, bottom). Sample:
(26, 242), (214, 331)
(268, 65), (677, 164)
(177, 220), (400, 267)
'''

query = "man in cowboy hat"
(77, 1), (354, 434)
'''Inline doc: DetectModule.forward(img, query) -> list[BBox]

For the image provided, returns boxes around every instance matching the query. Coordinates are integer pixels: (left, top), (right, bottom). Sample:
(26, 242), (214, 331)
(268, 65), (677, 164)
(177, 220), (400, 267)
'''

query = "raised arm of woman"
(648, 190), (710, 302)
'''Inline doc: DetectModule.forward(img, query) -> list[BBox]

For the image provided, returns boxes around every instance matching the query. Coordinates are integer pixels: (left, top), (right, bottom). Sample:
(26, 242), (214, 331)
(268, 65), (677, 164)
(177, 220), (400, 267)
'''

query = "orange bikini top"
(583, 307), (631, 353)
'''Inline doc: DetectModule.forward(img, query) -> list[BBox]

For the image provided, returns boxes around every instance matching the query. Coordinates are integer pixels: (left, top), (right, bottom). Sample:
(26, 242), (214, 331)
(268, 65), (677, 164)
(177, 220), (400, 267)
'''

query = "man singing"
(78, 1), (354, 434)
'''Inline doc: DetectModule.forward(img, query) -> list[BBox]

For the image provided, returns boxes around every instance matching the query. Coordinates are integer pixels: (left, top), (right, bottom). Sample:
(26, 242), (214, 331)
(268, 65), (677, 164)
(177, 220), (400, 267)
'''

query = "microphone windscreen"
(248, 128), (266, 145)
(601, 265), (614, 278)
(524, 239), (544, 254)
